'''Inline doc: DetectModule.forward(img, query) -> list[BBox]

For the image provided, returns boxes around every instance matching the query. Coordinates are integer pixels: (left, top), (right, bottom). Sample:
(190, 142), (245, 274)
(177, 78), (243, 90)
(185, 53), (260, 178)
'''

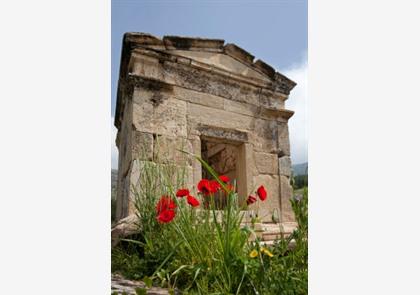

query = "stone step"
(241, 222), (297, 235)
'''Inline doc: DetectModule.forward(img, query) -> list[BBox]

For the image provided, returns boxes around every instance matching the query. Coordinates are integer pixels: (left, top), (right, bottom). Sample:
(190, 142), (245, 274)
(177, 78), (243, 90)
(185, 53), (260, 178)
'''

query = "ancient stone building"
(114, 33), (296, 227)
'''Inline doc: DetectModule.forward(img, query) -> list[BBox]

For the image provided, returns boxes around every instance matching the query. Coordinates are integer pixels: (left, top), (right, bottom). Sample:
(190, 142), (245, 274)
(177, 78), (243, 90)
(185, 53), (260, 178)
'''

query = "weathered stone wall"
(115, 33), (296, 224)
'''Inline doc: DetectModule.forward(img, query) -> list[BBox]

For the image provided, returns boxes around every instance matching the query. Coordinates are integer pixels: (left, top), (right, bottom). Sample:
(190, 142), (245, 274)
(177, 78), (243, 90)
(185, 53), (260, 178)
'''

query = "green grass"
(111, 150), (308, 294)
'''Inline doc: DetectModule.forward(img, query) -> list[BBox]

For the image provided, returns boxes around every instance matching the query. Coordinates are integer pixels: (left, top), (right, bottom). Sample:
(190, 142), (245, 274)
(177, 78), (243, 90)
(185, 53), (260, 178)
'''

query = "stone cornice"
(115, 33), (297, 129)
(130, 47), (279, 91)
(118, 33), (296, 92)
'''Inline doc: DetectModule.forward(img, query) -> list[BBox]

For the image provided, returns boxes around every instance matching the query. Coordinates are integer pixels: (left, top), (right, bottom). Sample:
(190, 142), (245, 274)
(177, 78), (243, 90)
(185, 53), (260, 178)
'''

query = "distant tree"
(293, 174), (308, 189)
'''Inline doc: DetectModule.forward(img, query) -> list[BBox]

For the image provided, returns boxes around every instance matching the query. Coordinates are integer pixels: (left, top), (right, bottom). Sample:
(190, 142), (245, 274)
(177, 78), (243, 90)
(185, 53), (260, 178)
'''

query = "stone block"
(277, 122), (290, 156)
(173, 86), (224, 110)
(279, 156), (292, 177)
(132, 89), (187, 137)
(223, 98), (260, 117)
(254, 152), (279, 174)
(153, 135), (193, 165)
(259, 88), (285, 111)
(239, 143), (256, 200)
(254, 59), (275, 78)
(130, 54), (165, 81)
(280, 175), (295, 222)
(131, 131), (153, 160)
(163, 36), (225, 51)
(198, 125), (248, 143)
(250, 119), (278, 153)
(163, 61), (263, 106)
(189, 136), (203, 186)
(248, 174), (280, 222)
(187, 102), (254, 131)
(224, 43), (254, 65)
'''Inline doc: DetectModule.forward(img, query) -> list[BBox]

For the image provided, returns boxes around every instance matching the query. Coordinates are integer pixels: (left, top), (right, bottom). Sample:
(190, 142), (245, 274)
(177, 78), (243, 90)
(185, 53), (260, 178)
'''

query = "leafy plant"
(112, 148), (308, 294)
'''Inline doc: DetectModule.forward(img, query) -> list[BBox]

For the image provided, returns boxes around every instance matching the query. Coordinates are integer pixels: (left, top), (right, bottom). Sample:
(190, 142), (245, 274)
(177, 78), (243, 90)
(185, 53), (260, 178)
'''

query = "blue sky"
(111, 0), (308, 168)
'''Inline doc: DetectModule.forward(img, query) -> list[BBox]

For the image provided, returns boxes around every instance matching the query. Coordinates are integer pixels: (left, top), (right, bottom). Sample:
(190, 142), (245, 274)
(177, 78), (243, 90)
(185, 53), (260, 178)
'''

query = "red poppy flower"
(257, 185), (267, 201)
(209, 180), (221, 192)
(197, 179), (213, 195)
(247, 195), (257, 205)
(156, 196), (176, 214)
(187, 195), (200, 207)
(157, 209), (176, 223)
(176, 188), (190, 198)
(219, 175), (230, 183)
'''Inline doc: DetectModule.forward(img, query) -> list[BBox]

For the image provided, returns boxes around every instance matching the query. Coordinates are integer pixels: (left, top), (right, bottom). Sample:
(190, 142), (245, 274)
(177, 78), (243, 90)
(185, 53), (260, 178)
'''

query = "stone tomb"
(114, 33), (297, 227)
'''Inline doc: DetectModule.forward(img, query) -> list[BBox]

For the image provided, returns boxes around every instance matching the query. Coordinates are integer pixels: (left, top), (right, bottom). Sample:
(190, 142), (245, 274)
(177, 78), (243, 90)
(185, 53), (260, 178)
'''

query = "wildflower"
(209, 180), (221, 192)
(198, 179), (219, 195)
(260, 247), (274, 258)
(257, 185), (267, 201)
(219, 175), (230, 183)
(176, 188), (190, 198)
(247, 195), (257, 205)
(187, 195), (200, 207)
(249, 249), (258, 258)
(157, 209), (176, 223)
(156, 196), (176, 214)
(197, 179), (212, 195)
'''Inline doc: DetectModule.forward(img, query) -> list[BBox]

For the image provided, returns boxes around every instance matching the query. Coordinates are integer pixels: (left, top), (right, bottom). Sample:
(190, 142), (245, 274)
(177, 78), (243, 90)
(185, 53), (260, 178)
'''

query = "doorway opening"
(201, 137), (246, 208)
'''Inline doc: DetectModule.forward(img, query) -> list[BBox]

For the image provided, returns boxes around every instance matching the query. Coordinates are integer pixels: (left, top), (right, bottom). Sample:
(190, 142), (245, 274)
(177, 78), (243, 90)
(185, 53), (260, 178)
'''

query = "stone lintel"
(224, 43), (255, 66)
(163, 35), (225, 52)
(198, 125), (249, 144)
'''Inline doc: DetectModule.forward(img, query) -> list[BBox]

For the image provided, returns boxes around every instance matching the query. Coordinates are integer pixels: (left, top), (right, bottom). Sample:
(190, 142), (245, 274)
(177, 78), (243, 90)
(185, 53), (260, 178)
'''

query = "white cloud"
(111, 117), (118, 170)
(282, 59), (308, 165)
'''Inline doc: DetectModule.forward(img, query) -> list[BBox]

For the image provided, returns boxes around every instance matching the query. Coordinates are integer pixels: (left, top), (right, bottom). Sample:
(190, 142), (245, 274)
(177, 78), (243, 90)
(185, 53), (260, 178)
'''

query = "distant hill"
(292, 162), (308, 176)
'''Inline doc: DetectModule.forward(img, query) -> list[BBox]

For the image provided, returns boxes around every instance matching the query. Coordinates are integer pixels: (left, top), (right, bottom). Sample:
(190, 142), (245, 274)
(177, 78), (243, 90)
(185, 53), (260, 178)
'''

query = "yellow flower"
(260, 247), (274, 258)
(249, 249), (258, 258)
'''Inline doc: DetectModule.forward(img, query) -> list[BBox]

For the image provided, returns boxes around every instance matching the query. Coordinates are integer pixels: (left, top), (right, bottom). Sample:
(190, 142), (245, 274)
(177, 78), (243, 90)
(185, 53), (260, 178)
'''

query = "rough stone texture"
(250, 119), (278, 153)
(279, 156), (292, 177)
(189, 135), (202, 187)
(254, 59), (275, 79)
(111, 214), (140, 247)
(277, 122), (291, 156)
(280, 175), (295, 222)
(153, 135), (193, 165)
(173, 85), (224, 110)
(132, 131), (154, 160)
(169, 50), (269, 82)
(163, 35), (224, 52)
(255, 152), (279, 174)
(237, 143), (256, 204)
(224, 43), (254, 66)
(187, 102), (254, 131)
(112, 273), (174, 294)
(198, 125), (249, 143)
(132, 89), (187, 138)
(250, 174), (280, 222)
(114, 33), (296, 224)
(223, 98), (260, 117)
